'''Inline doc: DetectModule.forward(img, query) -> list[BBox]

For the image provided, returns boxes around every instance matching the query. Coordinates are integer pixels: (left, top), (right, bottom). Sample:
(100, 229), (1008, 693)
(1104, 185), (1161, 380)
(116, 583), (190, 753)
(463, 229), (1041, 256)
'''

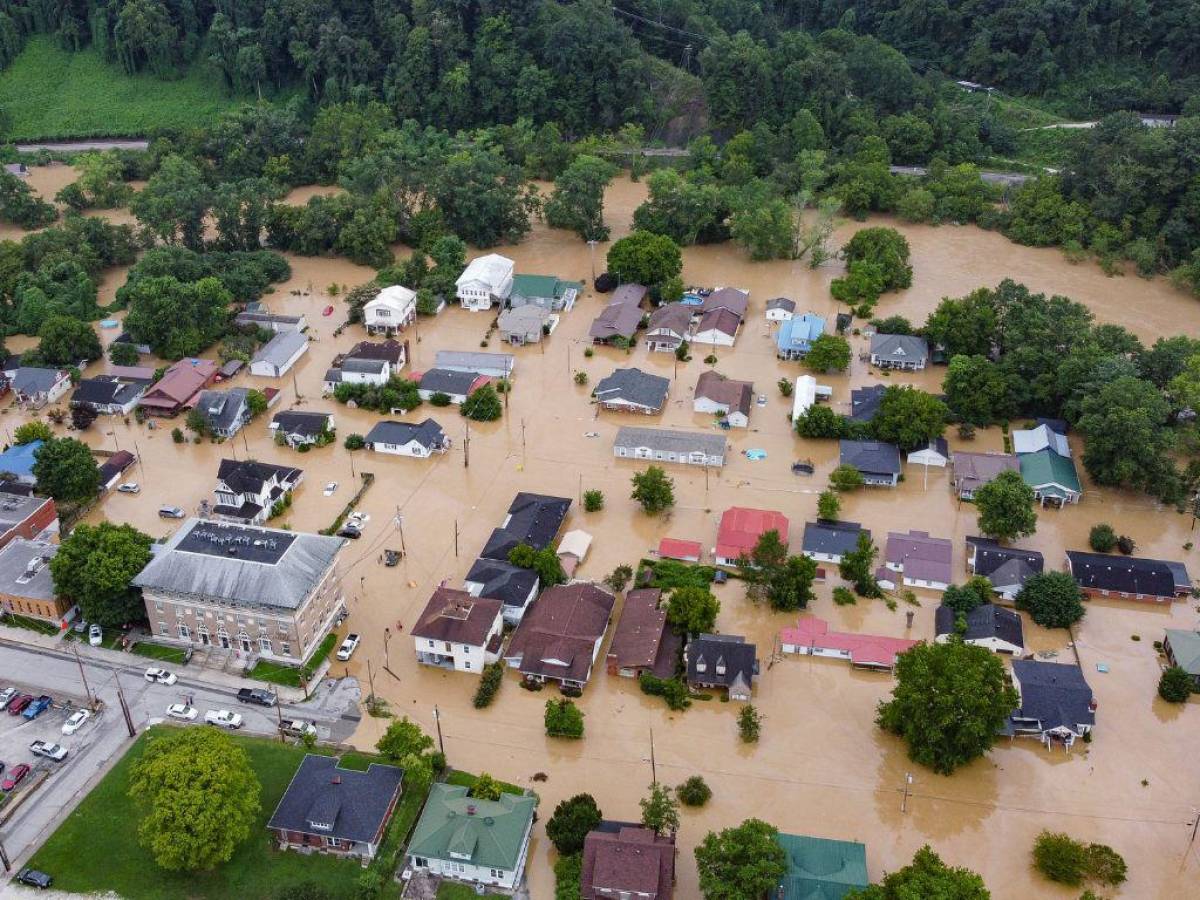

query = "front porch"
(417, 651), (456, 670)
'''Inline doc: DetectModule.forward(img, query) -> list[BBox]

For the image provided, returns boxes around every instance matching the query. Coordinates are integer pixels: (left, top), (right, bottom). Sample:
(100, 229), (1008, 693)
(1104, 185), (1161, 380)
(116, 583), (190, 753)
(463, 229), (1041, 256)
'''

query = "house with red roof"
(581, 822), (675, 900)
(137, 358), (219, 417)
(780, 616), (919, 672)
(714, 507), (789, 566)
(658, 538), (701, 563)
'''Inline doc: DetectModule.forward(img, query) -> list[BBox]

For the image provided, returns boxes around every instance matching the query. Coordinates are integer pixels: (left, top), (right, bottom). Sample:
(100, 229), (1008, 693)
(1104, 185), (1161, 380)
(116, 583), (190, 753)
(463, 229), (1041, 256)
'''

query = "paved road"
(888, 164), (1034, 187)
(0, 639), (360, 876)
(14, 139), (149, 154)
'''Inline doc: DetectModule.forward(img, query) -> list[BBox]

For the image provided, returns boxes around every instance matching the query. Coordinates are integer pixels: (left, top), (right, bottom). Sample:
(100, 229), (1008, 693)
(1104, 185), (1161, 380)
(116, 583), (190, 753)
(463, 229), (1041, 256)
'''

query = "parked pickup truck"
(22, 695), (52, 720)
(30, 740), (68, 762)
(204, 709), (243, 729)
(278, 719), (318, 739)
(236, 688), (278, 707)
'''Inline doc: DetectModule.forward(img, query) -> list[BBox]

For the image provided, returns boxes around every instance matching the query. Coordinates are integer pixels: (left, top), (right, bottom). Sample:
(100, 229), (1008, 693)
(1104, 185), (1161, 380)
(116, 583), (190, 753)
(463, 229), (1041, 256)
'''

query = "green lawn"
(249, 632), (339, 688)
(130, 642), (188, 664)
(1, 612), (61, 636)
(444, 769), (523, 796)
(27, 727), (377, 899)
(0, 37), (251, 141)
(436, 884), (479, 900)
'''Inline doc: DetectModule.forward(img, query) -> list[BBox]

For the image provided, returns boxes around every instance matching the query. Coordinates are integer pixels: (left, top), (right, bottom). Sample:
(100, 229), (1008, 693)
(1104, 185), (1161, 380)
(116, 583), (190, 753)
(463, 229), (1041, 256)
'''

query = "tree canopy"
(877, 639), (1019, 774)
(31, 437), (101, 504)
(128, 727), (261, 871)
(1015, 572), (1086, 628)
(50, 522), (153, 628)
(694, 818), (788, 900)
(974, 470), (1037, 542)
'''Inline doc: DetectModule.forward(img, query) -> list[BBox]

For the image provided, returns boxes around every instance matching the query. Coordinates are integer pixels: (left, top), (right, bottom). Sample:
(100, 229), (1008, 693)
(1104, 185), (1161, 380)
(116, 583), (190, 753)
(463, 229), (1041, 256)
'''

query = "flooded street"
(4, 171), (1200, 897)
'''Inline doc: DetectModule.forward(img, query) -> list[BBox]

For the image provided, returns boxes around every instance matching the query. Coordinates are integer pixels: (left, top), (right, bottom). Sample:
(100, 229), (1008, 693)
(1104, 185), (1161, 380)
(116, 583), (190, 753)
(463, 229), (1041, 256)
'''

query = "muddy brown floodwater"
(3, 171), (1199, 898)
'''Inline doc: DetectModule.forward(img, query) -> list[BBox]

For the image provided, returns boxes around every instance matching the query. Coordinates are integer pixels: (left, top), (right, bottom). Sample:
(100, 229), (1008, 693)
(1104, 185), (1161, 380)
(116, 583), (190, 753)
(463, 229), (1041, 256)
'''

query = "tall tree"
(974, 470), (1037, 542)
(50, 522), (153, 628)
(639, 782), (680, 837)
(847, 846), (989, 899)
(869, 386), (948, 451)
(878, 640), (1018, 774)
(128, 727), (261, 871)
(666, 587), (720, 637)
(545, 794), (602, 855)
(1015, 572), (1086, 628)
(694, 818), (788, 900)
(606, 231), (683, 290)
(31, 437), (100, 504)
(631, 466), (675, 513)
(131, 155), (213, 250)
(544, 155), (618, 241)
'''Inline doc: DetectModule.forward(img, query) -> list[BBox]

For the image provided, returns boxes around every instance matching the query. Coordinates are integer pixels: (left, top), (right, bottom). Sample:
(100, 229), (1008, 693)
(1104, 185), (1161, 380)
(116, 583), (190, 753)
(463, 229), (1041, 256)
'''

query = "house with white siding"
(363, 420), (449, 458)
(456, 254), (514, 312)
(364, 286), (417, 334)
(411, 586), (503, 674)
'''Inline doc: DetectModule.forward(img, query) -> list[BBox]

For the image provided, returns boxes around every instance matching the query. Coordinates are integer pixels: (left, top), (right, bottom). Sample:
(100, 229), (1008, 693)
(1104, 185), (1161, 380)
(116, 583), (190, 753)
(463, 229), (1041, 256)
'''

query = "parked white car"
(144, 668), (178, 685)
(323, 482), (338, 496)
(0, 687), (16, 708)
(204, 709), (243, 729)
(166, 703), (198, 721)
(117, 482), (140, 494)
(88, 624), (103, 646)
(335, 633), (361, 661)
(62, 709), (91, 735)
(30, 740), (68, 761)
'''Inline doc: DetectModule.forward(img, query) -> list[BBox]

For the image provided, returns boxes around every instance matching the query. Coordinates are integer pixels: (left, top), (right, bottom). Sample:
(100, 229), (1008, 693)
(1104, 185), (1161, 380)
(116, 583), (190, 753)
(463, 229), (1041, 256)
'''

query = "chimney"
(332, 775), (341, 785)
(467, 804), (476, 816)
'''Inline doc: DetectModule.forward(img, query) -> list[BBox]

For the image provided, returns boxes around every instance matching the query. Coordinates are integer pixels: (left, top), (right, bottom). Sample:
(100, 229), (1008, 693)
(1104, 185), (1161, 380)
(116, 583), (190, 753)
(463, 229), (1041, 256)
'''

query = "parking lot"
(0, 683), (96, 831)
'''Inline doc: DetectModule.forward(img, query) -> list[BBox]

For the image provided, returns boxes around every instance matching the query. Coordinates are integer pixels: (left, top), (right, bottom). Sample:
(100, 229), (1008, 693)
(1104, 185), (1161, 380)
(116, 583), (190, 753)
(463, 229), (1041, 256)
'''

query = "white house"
(690, 307), (741, 348)
(212, 459), (303, 526)
(455, 254), (514, 312)
(12, 367), (71, 409)
(364, 285), (417, 334)
(935, 603), (1024, 655)
(907, 438), (950, 467)
(363, 419), (448, 458)
(411, 587), (503, 674)
(765, 297), (796, 321)
(693, 371), (752, 428)
(250, 330), (308, 378)
(789, 375), (831, 421)
(407, 785), (537, 892)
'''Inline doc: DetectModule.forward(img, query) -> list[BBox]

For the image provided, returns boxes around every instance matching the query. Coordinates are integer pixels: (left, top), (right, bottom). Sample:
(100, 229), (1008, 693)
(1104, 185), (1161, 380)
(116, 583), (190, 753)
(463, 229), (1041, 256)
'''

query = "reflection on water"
(2, 170), (1198, 897)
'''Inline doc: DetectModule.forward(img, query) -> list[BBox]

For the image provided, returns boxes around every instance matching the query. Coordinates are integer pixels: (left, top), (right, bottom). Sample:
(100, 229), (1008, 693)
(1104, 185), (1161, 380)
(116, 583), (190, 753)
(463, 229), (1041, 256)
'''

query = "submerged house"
(605, 588), (680, 679)
(934, 603), (1024, 655)
(1006, 659), (1095, 748)
(1019, 448), (1082, 506)
(686, 633), (758, 700)
(965, 537), (1044, 600)
(138, 358), (218, 417)
(839, 440), (901, 487)
(693, 371), (753, 427)
(877, 530), (952, 592)
(509, 274), (581, 311)
(456, 254), (514, 312)
(503, 582), (616, 690)
(869, 333), (928, 371)
(411, 586), (503, 674)
(364, 285), (417, 334)
(594, 368), (670, 414)
(714, 507), (789, 567)
(776, 312), (825, 360)
(774, 833), (869, 900)
(780, 616), (918, 672)
(212, 459), (303, 526)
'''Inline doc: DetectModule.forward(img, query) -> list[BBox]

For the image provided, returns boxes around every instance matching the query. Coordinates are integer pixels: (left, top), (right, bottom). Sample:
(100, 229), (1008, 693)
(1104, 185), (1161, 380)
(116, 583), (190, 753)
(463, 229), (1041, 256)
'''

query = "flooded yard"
(3, 171), (1200, 897)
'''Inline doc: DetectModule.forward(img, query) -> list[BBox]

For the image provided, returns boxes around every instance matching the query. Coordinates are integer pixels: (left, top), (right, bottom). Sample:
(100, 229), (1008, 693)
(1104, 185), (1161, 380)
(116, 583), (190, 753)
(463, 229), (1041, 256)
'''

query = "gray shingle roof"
(869, 333), (928, 364)
(934, 603), (1024, 648)
(1010, 660), (1095, 732)
(613, 426), (726, 457)
(594, 368), (669, 411)
(12, 367), (65, 395)
(267, 754), (403, 844)
(966, 537), (1044, 589)
(271, 410), (332, 438)
(840, 440), (901, 476)
(802, 520), (867, 556)
(419, 368), (483, 395)
(465, 558), (540, 608)
(849, 385), (885, 422)
(364, 419), (446, 450)
(252, 330), (308, 367)
(686, 633), (758, 690)
(196, 387), (249, 434)
(480, 493), (572, 561)
(434, 350), (514, 375)
(132, 519), (344, 610)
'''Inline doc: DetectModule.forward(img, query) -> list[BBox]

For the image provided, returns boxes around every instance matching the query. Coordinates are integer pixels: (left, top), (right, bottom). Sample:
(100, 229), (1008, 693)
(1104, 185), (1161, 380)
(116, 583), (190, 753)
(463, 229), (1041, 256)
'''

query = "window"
(259, 637), (273, 654)
(154, 601), (163, 612)
(281, 643), (291, 656)
(158, 621), (168, 635)
(413, 857), (428, 868)
(178, 624), (191, 640)
(464, 661), (471, 670)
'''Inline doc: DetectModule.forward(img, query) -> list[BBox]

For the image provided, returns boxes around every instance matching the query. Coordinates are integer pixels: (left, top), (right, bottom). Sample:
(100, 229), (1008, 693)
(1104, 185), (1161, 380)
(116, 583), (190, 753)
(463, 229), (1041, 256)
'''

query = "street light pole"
(383, 627), (398, 680)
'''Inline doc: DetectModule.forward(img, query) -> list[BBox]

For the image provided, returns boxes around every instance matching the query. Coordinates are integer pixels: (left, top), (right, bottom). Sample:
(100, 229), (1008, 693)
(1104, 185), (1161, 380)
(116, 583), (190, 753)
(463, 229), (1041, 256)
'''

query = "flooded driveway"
(3, 171), (1199, 898)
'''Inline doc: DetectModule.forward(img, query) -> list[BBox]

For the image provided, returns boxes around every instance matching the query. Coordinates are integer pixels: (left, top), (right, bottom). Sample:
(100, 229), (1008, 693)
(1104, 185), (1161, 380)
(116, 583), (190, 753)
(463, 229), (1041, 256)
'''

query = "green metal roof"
(407, 784), (537, 872)
(1019, 449), (1081, 496)
(511, 274), (581, 299)
(1166, 629), (1200, 674)
(775, 833), (869, 900)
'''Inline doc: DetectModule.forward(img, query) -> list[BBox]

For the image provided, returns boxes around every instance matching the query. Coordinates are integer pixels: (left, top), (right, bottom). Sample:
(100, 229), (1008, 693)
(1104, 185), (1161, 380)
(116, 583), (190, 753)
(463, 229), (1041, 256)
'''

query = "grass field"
(130, 642), (188, 664)
(0, 38), (248, 140)
(249, 632), (338, 687)
(27, 727), (376, 899)
(0, 612), (61, 635)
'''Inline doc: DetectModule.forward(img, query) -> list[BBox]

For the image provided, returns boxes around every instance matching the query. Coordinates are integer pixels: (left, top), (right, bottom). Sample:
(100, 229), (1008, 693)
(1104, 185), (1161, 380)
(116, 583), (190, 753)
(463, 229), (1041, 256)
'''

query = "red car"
(2, 763), (30, 791)
(323, 305), (334, 316)
(7, 694), (33, 715)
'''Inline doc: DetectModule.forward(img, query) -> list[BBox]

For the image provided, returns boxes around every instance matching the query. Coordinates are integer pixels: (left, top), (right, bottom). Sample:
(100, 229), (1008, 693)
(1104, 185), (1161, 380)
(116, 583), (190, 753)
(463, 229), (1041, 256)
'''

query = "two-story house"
(456, 254), (514, 312)
(212, 459), (303, 526)
(411, 587), (504, 674)
(364, 285), (417, 334)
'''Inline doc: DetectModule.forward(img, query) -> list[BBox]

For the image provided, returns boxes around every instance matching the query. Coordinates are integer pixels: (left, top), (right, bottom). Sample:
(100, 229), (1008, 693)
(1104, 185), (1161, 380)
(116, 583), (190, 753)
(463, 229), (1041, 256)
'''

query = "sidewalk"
(0, 624), (309, 703)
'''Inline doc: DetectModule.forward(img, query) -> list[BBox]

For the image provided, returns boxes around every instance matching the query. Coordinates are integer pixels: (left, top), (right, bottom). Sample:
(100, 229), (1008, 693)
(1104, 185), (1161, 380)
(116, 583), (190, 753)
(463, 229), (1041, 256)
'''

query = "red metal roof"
(780, 615), (919, 669)
(658, 538), (702, 560)
(716, 506), (789, 560)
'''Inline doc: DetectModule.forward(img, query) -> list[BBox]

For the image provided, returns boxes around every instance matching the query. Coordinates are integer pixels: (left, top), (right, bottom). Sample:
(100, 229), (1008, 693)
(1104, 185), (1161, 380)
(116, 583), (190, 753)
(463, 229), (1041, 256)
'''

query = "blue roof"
(0, 440), (43, 477)
(777, 313), (826, 352)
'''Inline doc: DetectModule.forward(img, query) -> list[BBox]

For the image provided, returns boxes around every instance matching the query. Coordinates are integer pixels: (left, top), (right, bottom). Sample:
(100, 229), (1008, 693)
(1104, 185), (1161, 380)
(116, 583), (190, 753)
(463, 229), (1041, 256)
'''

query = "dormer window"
(695, 658), (707, 673)
(716, 660), (726, 676)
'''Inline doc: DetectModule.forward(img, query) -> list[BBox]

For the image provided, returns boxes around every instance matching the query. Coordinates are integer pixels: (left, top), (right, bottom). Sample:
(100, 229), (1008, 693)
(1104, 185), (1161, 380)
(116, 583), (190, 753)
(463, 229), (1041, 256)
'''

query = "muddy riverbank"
(1, 170), (1198, 897)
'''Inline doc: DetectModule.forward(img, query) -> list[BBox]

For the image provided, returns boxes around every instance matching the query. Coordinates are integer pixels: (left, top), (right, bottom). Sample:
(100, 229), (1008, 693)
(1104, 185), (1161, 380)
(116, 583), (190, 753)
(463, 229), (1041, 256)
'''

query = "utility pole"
(366, 657), (377, 708)
(114, 672), (136, 738)
(292, 366), (302, 402)
(0, 836), (10, 873)
(901, 773), (913, 813)
(349, 447), (356, 478)
(463, 419), (470, 469)
(133, 440), (145, 482)
(433, 705), (445, 757)
(395, 507), (407, 558)
(1181, 807), (1200, 871)
(578, 473), (583, 506)
(587, 240), (598, 284)
(72, 642), (94, 708)
(383, 627), (397, 680)
(520, 419), (526, 466)
(649, 726), (657, 784)
(275, 699), (284, 743)
(454, 519), (460, 557)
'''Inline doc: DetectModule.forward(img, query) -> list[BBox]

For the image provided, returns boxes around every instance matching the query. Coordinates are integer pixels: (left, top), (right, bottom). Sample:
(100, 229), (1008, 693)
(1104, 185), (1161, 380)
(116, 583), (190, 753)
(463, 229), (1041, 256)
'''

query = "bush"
(428, 391), (451, 407)
(777, 377), (793, 397)
(829, 463), (865, 492)
(583, 489), (604, 512)
(604, 564), (633, 593)
(1116, 534), (1137, 555)
(473, 662), (504, 709)
(554, 853), (582, 900)
(109, 342), (140, 366)
(639, 674), (691, 710)
(676, 775), (712, 807)
(832, 587), (857, 606)
(546, 794), (602, 856)
(583, 347), (594, 358)
(704, 354), (718, 364)
(171, 427), (184, 444)
(1032, 831), (1127, 888)
(1088, 523), (1117, 552)
(545, 698), (584, 738)
(1158, 665), (1194, 703)
(738, 704), (762, 742)
(574, 370), (588, 385)
(13, 421), (52, 445)
(344, 434), (366, 450)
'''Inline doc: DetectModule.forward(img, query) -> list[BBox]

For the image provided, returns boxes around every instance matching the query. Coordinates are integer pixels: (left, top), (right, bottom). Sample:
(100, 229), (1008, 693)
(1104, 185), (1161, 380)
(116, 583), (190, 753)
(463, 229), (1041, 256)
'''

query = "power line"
(611, 4), (711, 43)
